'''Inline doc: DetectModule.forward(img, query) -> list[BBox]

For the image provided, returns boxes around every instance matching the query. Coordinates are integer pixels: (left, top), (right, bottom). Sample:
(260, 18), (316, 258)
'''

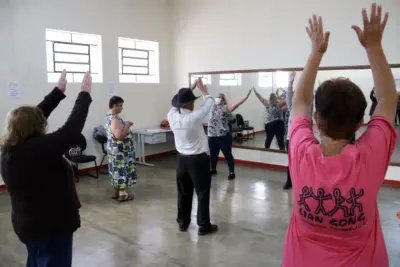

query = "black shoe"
(228, 173), (236, 180)
(198, 224), (218, 236)
(283, 181), (292, 190)
(178, 223), (189, 232)
(210, 170), (217, 175)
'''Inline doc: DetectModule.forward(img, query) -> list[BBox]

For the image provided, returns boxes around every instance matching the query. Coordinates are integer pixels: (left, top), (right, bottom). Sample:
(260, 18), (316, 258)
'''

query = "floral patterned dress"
(105, 114), (137, 189)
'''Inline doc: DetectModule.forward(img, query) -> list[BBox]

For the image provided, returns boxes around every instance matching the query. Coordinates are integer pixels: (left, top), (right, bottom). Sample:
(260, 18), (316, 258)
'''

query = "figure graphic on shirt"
(346, 188), (364, 216)
(298, 186), (313, 212)
(328, 188), (350, 217)
(311, 188), (332, 215)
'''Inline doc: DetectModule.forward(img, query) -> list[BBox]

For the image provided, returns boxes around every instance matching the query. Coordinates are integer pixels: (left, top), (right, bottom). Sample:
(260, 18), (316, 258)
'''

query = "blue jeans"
(25, 233), (73, 267)
(208, 133), (235, 173)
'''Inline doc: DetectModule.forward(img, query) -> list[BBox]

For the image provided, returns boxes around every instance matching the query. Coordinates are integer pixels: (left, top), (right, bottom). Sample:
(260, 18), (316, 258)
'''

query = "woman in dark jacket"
(0, 71), (93, 267)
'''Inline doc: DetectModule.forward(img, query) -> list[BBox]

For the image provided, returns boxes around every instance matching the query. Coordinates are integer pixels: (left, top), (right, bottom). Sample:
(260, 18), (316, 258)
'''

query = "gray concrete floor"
(0, 155), (399, 267)
(235, 125), (400, 162)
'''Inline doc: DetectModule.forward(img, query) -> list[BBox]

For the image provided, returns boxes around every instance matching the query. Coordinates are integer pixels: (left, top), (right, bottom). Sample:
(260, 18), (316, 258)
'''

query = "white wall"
(172, 0), (400, 88)
(0, 0), (175, 181)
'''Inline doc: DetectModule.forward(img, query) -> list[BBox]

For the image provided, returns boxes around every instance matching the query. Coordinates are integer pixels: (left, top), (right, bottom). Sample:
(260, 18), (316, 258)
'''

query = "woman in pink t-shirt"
(282, 4), (397, 267)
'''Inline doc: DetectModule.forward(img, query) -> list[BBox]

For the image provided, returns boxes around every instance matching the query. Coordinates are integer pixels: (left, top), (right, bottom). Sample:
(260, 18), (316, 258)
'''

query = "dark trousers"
(265, 119), (285, 150)
(176, 153), (211, 227)
(209, 133), (235, 173)
(25, 233), (73, 267)
(286, 140), (292, 185)
(396, 110), (400, 124)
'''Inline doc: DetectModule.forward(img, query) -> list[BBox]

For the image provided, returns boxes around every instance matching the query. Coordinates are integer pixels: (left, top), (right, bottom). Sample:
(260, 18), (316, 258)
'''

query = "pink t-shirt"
(282, 116), (397, 267)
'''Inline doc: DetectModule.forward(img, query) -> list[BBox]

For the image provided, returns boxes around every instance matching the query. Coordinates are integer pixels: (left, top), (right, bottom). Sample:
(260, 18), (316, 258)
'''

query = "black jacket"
(0, 88), (92, 243)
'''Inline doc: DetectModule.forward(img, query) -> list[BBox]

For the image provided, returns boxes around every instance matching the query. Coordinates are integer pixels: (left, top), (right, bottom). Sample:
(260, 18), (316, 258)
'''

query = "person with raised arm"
(208, 89), (252, 180)
(282, 4), (397, 267)
(0, 71), (93, 267)
(168, 79), (218, 236)
(254, 88), (286, 150)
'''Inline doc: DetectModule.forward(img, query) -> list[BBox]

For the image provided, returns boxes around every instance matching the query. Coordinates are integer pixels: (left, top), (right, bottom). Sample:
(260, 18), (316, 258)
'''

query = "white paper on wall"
(8, 81), (20, 98)
(108, 81), (116, 96)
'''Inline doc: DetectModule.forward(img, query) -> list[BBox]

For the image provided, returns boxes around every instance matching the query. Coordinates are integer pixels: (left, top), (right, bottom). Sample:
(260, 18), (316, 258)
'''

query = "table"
(132, 128), (172, 167)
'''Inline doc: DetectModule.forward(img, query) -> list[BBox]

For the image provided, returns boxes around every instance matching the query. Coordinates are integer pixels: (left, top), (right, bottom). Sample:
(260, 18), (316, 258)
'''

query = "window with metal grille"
(190, 74), (212, 85)
(258, 72), (273, 88)
(118, 38), (159, 83)
(219, 73), (241, 86)
(258, 71), (289, 88)
(45, 29), (103, 83)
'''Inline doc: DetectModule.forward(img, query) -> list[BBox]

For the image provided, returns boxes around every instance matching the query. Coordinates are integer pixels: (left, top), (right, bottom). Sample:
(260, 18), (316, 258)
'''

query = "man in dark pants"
(167, 79), (218, 236)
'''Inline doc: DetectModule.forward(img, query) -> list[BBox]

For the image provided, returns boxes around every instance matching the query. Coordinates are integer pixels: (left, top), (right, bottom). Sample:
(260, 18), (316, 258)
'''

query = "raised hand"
(289, 72), (296, 83)
(81, 72), (92, 93)
(246, 88), (252, 97)
(306, 15), (330, 54)
(352, 4), (388, 50)
(126, 121), (134, 128)
(57, 70), (67, 93)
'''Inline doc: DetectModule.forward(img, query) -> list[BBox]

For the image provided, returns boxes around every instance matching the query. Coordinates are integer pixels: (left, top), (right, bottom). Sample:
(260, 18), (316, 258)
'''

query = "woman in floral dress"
(105, 96), (137, 202)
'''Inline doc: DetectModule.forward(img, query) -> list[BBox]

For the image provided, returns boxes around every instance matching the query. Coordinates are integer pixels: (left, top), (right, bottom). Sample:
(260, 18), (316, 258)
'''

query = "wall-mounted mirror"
(189, 65), (400, 164)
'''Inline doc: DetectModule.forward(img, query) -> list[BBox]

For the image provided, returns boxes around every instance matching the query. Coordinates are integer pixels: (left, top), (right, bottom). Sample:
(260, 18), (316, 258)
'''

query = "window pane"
(119, 38), (136, 49)
(54, 53), (89, 63)
(120, 74), (137, 83)
(220, 80), (238, 86)
(122, 49), (148, 58)
(47, 73), (59, 83)
(73, 73), (85, 82)
(46, 30), (71, 42)
(91, 73), (103, 83)
(275, 71), (289, 87)
(135, 40), (155, 51)
(118, 48), (122, 74)
(137, 74), (160, 83)
(55, 63), (90, 72)
(123, 66), (148, 75)
(54, 43), (89, 54)
(90, 46), (98, 73)
(46, 41), (54, 72)
(123, 58), (148, 67)
(220, 74), (235, 79)
(72, 33), (98, 45)
(148, 51), (155, 75)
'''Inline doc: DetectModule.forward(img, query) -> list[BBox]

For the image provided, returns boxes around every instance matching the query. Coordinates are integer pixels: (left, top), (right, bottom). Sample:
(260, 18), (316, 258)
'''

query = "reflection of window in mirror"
(191, 74), (212, 85)
(219, 73), (242, 86)
(258, 72), (273, 87)
(274, 71), (289, 88)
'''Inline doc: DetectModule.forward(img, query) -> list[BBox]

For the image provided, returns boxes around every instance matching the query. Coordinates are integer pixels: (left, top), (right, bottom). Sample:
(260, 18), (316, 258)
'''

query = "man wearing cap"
(167, 79), (218, 236)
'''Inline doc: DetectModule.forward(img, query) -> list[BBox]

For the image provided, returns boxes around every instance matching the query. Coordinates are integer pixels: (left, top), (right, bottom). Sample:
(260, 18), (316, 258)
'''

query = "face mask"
(215, 97), (222, 105)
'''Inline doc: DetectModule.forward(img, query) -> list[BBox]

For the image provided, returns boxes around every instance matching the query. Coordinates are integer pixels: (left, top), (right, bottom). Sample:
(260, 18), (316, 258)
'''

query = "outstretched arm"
(292, 16), (330, 118)
(254, 88), (268, 105)
(226, 89), (252, 113)
(37, 70), (67, 118)
(286, 72), (296, 112)
(352, 5), (396, 121)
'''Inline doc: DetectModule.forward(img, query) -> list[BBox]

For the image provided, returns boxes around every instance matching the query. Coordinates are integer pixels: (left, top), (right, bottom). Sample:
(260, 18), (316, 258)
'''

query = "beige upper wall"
(0, 0), (174, 177)
(171, 0), (400, 89)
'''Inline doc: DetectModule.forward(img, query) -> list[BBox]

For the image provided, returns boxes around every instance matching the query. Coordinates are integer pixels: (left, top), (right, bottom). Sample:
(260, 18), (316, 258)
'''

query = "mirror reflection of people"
(105, 96), (137, 202)
(0, 71), (93, 267)
(254, 88), (286, 150)
(208, 90), (251, 180)
(168, 79), (218, 236)
(283, 5), (397, 267)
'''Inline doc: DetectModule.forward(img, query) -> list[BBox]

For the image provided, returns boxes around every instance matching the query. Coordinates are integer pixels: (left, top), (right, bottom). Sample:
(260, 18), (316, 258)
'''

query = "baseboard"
(218, 156), (400, 185)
